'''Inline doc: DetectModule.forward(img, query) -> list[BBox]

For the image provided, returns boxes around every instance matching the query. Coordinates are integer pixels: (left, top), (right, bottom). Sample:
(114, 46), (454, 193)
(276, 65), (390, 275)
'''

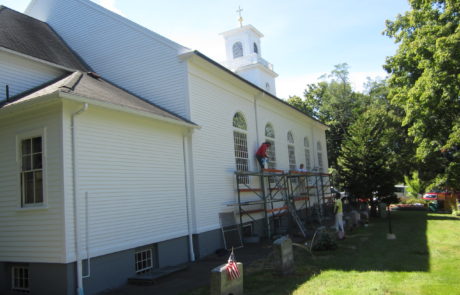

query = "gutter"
(179, 50), (329, 130)
(59, 92), (200, 129)
(71, 103), (88, 295)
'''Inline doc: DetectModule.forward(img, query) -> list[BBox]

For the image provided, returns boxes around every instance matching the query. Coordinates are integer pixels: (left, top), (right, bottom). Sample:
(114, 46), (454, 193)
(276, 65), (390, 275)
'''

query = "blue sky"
(1, 0), (410, 99)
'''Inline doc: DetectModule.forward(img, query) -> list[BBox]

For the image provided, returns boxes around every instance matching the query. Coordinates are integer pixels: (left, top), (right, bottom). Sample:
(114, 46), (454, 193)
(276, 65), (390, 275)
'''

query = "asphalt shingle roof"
(0, 6), (89, 71)
(3, 71), (196, 126)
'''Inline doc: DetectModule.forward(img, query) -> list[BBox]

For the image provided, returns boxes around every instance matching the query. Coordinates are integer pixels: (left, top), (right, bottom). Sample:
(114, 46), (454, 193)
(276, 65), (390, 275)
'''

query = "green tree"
(338, 103), (409, 203)
(404, 171), (426, 198)
(287, 64), (368, 172)
(384, 0), (460, 190)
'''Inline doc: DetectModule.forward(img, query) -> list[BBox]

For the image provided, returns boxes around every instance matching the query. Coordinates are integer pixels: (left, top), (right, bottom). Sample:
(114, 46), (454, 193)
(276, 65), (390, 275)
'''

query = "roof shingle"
(0, 6), (90, 71)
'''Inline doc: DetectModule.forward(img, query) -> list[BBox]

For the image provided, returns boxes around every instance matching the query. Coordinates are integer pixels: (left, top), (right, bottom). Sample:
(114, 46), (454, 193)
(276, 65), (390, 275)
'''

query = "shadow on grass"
(184, 211), (435, 295)
(241, 211), (431, 295)
(426, 214), (460, 221)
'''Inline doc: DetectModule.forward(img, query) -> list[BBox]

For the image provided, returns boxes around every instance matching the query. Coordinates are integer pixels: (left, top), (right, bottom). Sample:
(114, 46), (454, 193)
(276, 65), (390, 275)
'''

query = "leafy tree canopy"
(384, 0), (460, 190)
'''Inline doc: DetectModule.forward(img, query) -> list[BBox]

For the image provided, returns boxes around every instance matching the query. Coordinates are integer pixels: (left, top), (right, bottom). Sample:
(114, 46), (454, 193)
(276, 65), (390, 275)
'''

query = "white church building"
(0, 1), (329, 294)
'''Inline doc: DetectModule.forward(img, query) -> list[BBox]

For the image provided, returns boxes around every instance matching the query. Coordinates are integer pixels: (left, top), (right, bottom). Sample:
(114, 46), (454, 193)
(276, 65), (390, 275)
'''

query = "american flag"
(225, 248), (240, 280)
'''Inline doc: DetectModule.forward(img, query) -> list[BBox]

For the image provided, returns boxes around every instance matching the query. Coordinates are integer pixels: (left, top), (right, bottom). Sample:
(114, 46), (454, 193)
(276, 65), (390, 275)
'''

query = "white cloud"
(276, 73), (323, 99)
(94, 0), (125, 16)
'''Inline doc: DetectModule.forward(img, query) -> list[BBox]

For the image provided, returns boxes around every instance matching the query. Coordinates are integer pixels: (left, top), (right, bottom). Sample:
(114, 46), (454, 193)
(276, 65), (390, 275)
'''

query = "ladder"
(286, 198), (307, 237)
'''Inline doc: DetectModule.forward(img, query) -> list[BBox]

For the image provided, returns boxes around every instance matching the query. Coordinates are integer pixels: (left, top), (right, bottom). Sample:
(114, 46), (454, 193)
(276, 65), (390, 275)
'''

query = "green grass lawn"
(187, 211), (460, 295)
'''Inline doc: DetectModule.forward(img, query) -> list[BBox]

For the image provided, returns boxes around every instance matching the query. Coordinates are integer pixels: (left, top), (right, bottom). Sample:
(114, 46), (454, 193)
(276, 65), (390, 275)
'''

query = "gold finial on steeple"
(236, 6), (243, 27)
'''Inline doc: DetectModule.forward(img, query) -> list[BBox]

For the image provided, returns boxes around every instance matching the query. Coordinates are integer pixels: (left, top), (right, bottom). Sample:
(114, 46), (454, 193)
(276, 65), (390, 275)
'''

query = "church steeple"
(220, 10), (278, 96)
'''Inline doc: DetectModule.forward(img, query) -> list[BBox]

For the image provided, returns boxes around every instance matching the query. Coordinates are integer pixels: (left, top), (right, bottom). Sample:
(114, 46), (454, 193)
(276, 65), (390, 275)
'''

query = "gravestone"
(273, 236), (294, 275)
(210, 263), (243, 295)
(350, 210), (361, 227)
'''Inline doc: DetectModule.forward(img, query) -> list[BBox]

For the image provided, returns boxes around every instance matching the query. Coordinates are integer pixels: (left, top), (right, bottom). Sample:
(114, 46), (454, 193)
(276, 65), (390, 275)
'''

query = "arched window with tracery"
(233, 42), (243, 58)
(233, 112), (249, 178)
(287, 131), (296, 171)
(264, 123), (276, 169)
(317, 141), (324, 172)
(304, 137), (311, 171)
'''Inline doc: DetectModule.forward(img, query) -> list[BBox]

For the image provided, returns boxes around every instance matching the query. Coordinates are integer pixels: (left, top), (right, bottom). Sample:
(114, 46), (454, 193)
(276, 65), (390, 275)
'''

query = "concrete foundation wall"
(194, 229), (224, 259)
(0, 231), (228, 294)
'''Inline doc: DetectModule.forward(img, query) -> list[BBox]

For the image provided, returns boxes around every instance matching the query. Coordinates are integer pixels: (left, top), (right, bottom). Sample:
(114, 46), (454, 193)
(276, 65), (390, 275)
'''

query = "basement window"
(135, 248), (153, 274)
(11, 265), (30, 293)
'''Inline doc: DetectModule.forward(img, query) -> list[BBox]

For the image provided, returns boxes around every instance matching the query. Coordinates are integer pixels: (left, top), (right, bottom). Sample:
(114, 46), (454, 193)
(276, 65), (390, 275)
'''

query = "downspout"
(182, 130), (195, 261)
(71, 103), (88, 295)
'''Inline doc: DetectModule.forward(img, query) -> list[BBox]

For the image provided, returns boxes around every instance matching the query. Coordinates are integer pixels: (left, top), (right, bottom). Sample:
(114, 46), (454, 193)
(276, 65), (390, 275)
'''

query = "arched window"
(233, 112), (249, 178)
(264, 123), (276, 169)
(233, 112), (247, 129)
(265, 82), (270, 91)
(253, 42), (258, 54)
(287, 131), (296, 171)
(304, 137), (311, 171)
(232, 42), (243, 58)
(317, 141), (324, 172)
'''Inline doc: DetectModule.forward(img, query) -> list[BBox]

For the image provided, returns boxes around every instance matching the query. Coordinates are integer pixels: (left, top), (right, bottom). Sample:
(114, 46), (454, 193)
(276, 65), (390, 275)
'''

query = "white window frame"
(11, 265), (30, 292)
(135, 248), (153, 274)
(233, 112), (249, 184)
(304, 137), (311, 171)
(232, 42), (243, 58)
(287, 131), (296, 171)
(16, 128), (47, 208)
(264, 123), (276, 169)
(317, 141), (324, 172)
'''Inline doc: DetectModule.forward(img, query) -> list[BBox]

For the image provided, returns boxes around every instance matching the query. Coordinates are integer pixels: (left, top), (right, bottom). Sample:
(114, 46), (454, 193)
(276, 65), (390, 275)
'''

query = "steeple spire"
(236, 6), (243, 28)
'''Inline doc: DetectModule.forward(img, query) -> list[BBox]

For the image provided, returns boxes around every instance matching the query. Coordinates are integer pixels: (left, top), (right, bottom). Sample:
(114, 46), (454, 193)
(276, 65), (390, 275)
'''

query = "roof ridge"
(60, 71), (84, 92)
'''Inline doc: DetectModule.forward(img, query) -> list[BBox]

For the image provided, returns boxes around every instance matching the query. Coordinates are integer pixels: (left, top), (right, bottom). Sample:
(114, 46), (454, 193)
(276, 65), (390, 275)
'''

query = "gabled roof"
(1, 71), (197, 128)
(0, 6), (90, 71)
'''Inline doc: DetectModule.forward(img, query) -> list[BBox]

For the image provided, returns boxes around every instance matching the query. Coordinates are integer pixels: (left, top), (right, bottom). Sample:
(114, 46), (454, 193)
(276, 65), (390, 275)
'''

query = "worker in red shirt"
(256, 141), (271, 170)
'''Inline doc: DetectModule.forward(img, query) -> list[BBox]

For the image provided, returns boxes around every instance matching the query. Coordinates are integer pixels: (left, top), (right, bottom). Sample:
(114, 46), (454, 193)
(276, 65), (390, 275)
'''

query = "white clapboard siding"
(27, 0), (190, 119)
(61, 103), (189, 261)
(188, 64), (258, 232)
(187, 62), (328, 232)
(0, 101), (66, 263)
(0, 50), (66, 99)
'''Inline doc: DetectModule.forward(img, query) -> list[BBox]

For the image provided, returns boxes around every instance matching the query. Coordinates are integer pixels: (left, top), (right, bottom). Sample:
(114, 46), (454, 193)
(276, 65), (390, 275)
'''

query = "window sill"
(16, 205), (49, 212)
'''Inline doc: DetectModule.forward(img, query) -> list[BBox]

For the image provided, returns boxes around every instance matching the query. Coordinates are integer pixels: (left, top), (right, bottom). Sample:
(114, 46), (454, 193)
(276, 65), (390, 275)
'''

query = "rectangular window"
(233, 131), (249, 184)
(288, 145), (296, 171)
(317, 152), (323, 172)
(266, 139), (276, 168)
(12, 266), (30, 292)
(135, 248), (153, 274)
(20, 136), (43, 207)
(304, 149), (311, 171)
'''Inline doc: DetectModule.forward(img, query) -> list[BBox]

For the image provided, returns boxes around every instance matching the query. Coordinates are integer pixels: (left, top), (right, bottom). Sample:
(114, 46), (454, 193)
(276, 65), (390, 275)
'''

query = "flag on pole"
(225, 248), (240, 280)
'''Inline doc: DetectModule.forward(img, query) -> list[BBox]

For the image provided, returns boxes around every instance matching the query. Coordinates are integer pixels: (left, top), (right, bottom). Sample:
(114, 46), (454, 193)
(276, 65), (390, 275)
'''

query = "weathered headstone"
(273, 236), (294, 275)
(210, 263), (243, 295)
(350, 210), (361, 227)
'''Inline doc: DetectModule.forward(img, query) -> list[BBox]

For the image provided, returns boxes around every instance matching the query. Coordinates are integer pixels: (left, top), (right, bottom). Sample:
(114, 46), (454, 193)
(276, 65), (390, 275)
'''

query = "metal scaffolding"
(234, 169), (334, 239)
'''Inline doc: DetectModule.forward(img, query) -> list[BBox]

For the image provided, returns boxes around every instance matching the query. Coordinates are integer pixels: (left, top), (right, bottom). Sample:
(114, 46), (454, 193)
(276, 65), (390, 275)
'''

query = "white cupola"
(220, 11), (278, 96)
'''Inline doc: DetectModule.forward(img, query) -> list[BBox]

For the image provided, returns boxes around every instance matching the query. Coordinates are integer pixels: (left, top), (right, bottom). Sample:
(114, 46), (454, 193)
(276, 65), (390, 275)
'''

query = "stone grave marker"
(273, 236), (294, 275)
(210, 262), (243, 295)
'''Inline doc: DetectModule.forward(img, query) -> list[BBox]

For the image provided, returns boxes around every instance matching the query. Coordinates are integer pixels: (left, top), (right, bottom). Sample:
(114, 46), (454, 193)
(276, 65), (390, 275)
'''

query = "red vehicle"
(422, 190), (460, 201)
(422, 192), (438, 201)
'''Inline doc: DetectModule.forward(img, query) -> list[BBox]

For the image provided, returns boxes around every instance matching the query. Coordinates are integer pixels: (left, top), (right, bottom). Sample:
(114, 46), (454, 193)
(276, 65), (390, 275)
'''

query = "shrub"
(402, 198), (428, 205)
